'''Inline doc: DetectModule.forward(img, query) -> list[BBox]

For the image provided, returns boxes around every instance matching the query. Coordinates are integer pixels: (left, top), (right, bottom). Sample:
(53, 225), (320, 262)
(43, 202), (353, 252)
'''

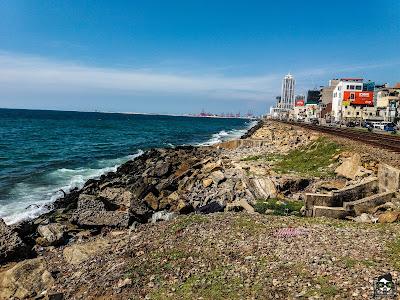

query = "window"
(356, 86), (362, 90)
(356, 112), (360, 115)
(348, 112), (351, 115)
(350, 85), (355, 90)
(346, 85), (350, 89)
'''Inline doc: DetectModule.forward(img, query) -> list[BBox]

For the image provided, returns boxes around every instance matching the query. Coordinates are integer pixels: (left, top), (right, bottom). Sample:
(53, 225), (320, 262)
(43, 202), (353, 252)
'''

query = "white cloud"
(1, 51), (397, 108)
(0, 52), (279, 102)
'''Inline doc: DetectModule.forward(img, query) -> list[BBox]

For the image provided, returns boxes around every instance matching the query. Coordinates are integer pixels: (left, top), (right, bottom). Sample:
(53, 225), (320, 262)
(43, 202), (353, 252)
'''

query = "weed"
(387, 237), (400, 271)
(272, 137), (341, 178)
(232, 214), (265, 233)
(254, 198), (303, 216)
(343, 257), (357, 268)
(151, 267), (251, 300)
(304, 276), (339, 298)
(169, 214), (208, 233)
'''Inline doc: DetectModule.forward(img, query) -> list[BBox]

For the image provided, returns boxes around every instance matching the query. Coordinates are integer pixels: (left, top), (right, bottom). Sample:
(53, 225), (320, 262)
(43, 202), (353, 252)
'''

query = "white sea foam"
(197, 120), (258, 146)
(1, 121), (257, 224)
(1, 150), (143, 224)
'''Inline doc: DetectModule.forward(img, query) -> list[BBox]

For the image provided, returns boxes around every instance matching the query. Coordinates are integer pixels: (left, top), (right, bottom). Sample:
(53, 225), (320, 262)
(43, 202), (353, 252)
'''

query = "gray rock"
(152, 162), (171, 177)
(0, 219), (30, 264)
(37, 223), (67, 246)
(72, 210), (130, 228)
(210, 170), (225, 185)
(0, 258), (54, 299)
(335, 153), (362, 180)
(196, 201), (225, 214)
(225, 199), (255, 213)
(151, 211), (178, 223)
(77, 194), (105, 211)
(99, 187), (133, 208)
(249, 177), (277, 199)
(63, 239), (110, 265)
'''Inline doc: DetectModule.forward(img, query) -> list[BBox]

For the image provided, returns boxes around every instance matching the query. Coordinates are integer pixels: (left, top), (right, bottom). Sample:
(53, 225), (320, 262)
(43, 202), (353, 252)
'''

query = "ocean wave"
(1, 120), (256, 224)
(1, 150), (143, 225)
(197, 120), (258, 146)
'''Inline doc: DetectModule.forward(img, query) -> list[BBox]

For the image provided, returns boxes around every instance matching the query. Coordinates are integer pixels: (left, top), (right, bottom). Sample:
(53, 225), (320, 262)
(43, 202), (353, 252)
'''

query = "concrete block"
(343, 191), (395, 216)
(312, 206), (348, 219)
(305, 193), (337, 210)
(332, 177), (378, 203)
(378, 163), (400, 192)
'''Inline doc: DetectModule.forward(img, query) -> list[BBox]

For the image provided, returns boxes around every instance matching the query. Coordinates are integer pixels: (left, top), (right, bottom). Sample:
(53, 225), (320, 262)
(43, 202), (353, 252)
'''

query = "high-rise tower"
(280, 73), (295, 110)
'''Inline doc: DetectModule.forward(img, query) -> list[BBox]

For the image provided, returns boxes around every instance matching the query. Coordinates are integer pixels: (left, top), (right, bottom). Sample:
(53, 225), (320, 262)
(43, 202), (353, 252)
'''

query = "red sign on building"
(295, 99), (305, 107)
(343, 91), (374, 106)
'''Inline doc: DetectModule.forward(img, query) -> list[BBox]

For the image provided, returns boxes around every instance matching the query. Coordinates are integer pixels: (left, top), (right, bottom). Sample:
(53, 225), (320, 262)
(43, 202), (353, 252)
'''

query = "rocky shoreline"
(0, 121), (260, 264)
(2, 120), (400, 299)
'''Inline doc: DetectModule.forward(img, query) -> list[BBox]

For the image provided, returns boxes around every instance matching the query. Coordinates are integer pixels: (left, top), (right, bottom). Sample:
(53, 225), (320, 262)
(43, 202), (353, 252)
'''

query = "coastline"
(0, 111), (257, 225)
(3, 119), (400, 299)
(0, 118), (263, 261)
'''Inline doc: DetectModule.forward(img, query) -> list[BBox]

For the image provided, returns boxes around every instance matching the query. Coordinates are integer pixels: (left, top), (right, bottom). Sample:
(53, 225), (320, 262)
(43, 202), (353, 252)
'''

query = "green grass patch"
(342, 257), (357, 268)
(341, 257), (376, 269)
(387, 237), (400, 271)
(169, 214), (209, 233)
(304, 276), (339, 298)
(254, 198), (303, 216)
(272, 137), (342, 178)
(232, 214), (265, 233)
(151, 267), (255, 300)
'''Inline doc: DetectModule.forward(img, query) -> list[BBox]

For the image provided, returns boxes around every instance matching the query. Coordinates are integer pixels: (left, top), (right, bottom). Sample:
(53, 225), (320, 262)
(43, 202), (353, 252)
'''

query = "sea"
(0, 108), (255, 224)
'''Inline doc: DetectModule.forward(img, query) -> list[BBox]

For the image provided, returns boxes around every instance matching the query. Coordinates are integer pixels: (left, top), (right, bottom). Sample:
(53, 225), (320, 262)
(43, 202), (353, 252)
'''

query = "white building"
(331, 78), (363, 121)
(280, 73), (295, 110)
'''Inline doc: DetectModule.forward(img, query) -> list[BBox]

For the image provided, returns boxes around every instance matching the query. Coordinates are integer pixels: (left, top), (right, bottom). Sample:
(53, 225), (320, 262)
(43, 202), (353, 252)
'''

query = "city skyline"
(0, 1), (399, 114)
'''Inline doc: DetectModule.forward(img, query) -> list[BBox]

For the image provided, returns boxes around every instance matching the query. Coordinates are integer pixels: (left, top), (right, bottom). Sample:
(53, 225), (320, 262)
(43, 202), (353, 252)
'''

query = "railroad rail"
(277, 120), (400, 153)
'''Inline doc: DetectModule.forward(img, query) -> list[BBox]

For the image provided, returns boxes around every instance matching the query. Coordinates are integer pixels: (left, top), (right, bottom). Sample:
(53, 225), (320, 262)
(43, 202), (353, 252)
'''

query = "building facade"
(319, 79), (339, 121)
(293, 95), (306, 120)
(376, 87), (400, 122)
(331, 78), (374, 121)
(280, 73), (295, 110)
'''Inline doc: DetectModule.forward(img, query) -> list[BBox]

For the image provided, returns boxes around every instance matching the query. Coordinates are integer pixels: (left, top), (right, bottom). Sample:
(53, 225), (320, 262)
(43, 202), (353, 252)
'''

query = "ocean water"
(0, 109), (255, 224)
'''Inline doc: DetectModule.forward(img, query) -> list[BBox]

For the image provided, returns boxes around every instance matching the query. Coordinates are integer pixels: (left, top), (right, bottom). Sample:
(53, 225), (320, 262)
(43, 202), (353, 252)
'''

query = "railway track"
(278, 120), (400, 153)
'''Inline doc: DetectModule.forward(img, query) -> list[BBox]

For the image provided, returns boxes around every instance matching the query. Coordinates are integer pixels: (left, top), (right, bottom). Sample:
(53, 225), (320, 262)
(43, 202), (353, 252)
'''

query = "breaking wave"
(1, 150), (143, 224)
(198, 120), (258, 146)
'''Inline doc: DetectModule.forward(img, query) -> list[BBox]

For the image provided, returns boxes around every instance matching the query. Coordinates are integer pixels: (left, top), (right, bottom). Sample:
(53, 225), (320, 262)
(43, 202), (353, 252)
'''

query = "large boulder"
(249, 177), (277, 199)
(378, 211), (400, 223)
(72, 210), (130, 228)
(0, 219), (30, 264)
(335, 153), (363, 180)
(210, 170), (225, 185)
(63, 239), (110, 265)
(196, 201), (225, 214)
(225, 199), (255, 213)
(0, 258), (54, 300)
(77, 194), (106, 211)
(99, 187), (133, 209)
(203, 161), (222, 173)
(37, 223), (67, 246)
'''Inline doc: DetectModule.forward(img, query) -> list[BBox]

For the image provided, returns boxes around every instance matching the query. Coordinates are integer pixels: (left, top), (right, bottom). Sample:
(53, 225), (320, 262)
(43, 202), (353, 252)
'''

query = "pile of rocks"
(0, 143), (290, 265)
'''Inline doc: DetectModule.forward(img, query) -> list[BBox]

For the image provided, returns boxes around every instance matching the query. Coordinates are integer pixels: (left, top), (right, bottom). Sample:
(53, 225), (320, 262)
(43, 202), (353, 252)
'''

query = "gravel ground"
(45, 213), (400, 299)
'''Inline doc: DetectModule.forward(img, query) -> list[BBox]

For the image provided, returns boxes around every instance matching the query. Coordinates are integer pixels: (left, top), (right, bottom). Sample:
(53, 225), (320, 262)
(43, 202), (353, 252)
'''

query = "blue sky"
(0, 1), (399, 114)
